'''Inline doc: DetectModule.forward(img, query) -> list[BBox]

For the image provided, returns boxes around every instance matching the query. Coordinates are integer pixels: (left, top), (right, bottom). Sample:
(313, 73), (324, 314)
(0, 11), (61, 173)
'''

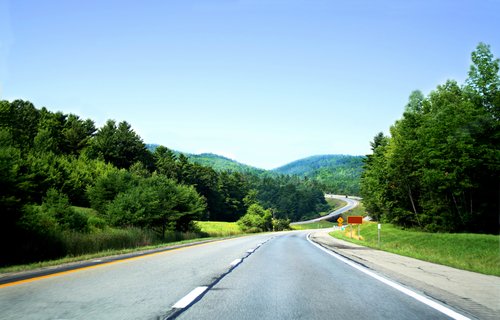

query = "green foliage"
(254, 175), (329, 222)
(215, 171), (250, 221)
(0, 99), (334, 266)
(10, 189), (96, 265)
(20, 204), (59, 235)
(189, 152), (266, 174)
(60, 228), (159, 256)
(106, 174), (206, 236)
(237, 203), (272, 232)
(87, 168), (138, 214)
(22, 189), (90, 233)
(87, 120), (151, 169)
(273, 155), (364, 195)
(147, 145), (267, 175)
(61, 114), (96, 155)
(152, 146), (179, 180)
(0, 100), (39, 150)
(466, 42), (500, 118)
(361, 43), (499, 233)
(272, 218), (291, 231)
(0, 129), (23, 225)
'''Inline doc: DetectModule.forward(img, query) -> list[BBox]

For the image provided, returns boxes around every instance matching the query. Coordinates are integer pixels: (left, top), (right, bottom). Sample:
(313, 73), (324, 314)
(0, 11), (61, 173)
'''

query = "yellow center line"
(0, 240), (223, 289)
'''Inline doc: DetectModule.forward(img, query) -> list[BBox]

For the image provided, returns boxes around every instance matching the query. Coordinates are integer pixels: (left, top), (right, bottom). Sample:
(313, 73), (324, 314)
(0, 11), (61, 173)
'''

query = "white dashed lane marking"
(172, 286), (208, 309)
(230, 259), (242, 267)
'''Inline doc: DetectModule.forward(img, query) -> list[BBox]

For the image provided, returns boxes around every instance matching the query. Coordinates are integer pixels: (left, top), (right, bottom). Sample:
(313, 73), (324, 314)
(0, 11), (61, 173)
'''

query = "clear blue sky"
(1, 0), (499, 169)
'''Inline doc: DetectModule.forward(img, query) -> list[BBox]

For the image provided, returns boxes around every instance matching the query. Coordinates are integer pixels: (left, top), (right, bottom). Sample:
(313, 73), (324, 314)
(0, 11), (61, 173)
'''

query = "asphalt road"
(0, 231), (465, 320)
(291, 194), (359, 225)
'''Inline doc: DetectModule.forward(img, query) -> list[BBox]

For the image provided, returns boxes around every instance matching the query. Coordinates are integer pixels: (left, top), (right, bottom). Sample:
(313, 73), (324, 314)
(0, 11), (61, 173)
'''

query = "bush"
(237, 204), (272, 232)
(105, 174), (206, 237)
(87, 215), (107, 231)
(273, 218), (291, 231)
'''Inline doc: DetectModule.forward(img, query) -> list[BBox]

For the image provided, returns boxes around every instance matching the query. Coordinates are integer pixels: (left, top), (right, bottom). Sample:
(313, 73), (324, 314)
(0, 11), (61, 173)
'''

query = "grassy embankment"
(321, 197), (346, 216)
(0, 220), (242, 274)
(195, 221), (243, 237)
(329, 207), (500, 276)
(292, 220), (336, 230)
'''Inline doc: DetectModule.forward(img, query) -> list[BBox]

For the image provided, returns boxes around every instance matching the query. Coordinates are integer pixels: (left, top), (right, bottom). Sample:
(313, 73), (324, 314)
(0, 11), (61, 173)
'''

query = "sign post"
(347, 216), (363, 239)
(378, 223), (381, 247)
(337, 217), (344, 227)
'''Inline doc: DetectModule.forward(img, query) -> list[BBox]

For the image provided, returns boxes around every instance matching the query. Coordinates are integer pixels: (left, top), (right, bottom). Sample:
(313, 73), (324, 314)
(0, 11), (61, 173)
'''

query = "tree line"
(274, 155), (364, 195)
(0, 102), (328, 265)
(360, 43), (499, 234)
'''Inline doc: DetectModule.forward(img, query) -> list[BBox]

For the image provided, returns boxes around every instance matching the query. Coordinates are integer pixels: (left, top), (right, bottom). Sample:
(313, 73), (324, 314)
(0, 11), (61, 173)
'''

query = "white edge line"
(306, 233), (471, 320)
(246, 248), (255, 253)
(172, 286), (208, 309)
(230, 258), (242, 267)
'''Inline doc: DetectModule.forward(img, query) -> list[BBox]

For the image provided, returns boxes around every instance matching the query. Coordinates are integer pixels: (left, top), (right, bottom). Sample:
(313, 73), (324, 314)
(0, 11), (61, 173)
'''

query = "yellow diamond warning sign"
(337, 217), (344, 227)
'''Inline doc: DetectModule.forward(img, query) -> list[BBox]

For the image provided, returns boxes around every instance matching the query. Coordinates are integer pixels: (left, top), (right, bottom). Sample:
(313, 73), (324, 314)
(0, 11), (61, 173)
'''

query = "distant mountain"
(188, 153), (266, 174)
(146, 144), (266, 174)
(273, 155), (365, 195)
(273, 154), (363, 175)
(147, 145), (364, 194)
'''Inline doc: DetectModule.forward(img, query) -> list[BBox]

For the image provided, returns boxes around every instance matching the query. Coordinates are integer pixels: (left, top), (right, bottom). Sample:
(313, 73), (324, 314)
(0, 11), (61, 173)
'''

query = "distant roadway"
(291, 194), (359, 225)
(0, 230), (467, 319)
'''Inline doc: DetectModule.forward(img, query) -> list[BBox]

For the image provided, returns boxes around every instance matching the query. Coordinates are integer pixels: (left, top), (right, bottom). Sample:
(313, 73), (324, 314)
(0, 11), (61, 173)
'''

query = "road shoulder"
(309, 229), (500, 320)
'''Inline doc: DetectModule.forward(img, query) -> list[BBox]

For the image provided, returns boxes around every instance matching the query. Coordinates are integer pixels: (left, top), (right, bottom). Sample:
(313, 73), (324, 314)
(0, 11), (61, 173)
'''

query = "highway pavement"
(0, 231), (468, 320)
(291, 194), (359, 225)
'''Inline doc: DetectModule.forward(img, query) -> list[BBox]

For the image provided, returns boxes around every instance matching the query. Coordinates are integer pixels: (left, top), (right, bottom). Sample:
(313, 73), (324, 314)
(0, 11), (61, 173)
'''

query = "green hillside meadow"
(331, 222), (500, 276)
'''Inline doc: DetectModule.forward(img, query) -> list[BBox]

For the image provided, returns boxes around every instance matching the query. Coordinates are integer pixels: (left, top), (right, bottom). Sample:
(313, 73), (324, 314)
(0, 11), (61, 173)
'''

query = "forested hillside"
(361, 43), (499, 234)
(188, 153), (267, 174)
(0, 102), (328, 266)
(274, 155), (364, 195)
(147, 147), (363, 196)
(147, 145), (266, 175)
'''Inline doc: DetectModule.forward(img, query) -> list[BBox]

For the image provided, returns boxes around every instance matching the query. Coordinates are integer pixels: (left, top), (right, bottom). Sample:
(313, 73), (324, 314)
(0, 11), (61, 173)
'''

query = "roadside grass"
(320, 198), (345, 216)
(330, 222), (500, 276)
(292, 220), (336, 230)
(1, 221), (245, 274)
(342, 202), (366, 218)
(72, 206), (99, 216)
(61, 228), (204, 256)
(195, 221), (243, 237)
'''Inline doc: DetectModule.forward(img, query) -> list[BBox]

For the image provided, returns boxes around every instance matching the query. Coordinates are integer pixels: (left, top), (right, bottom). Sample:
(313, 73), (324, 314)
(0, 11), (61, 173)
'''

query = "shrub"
(237, 204), (272, 232)
(273, 218), (291, 231)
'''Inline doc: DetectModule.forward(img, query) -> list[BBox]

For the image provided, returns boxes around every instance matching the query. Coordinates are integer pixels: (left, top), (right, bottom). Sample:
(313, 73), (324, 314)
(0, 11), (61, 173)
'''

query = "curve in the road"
(291, 194), (359, 225)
